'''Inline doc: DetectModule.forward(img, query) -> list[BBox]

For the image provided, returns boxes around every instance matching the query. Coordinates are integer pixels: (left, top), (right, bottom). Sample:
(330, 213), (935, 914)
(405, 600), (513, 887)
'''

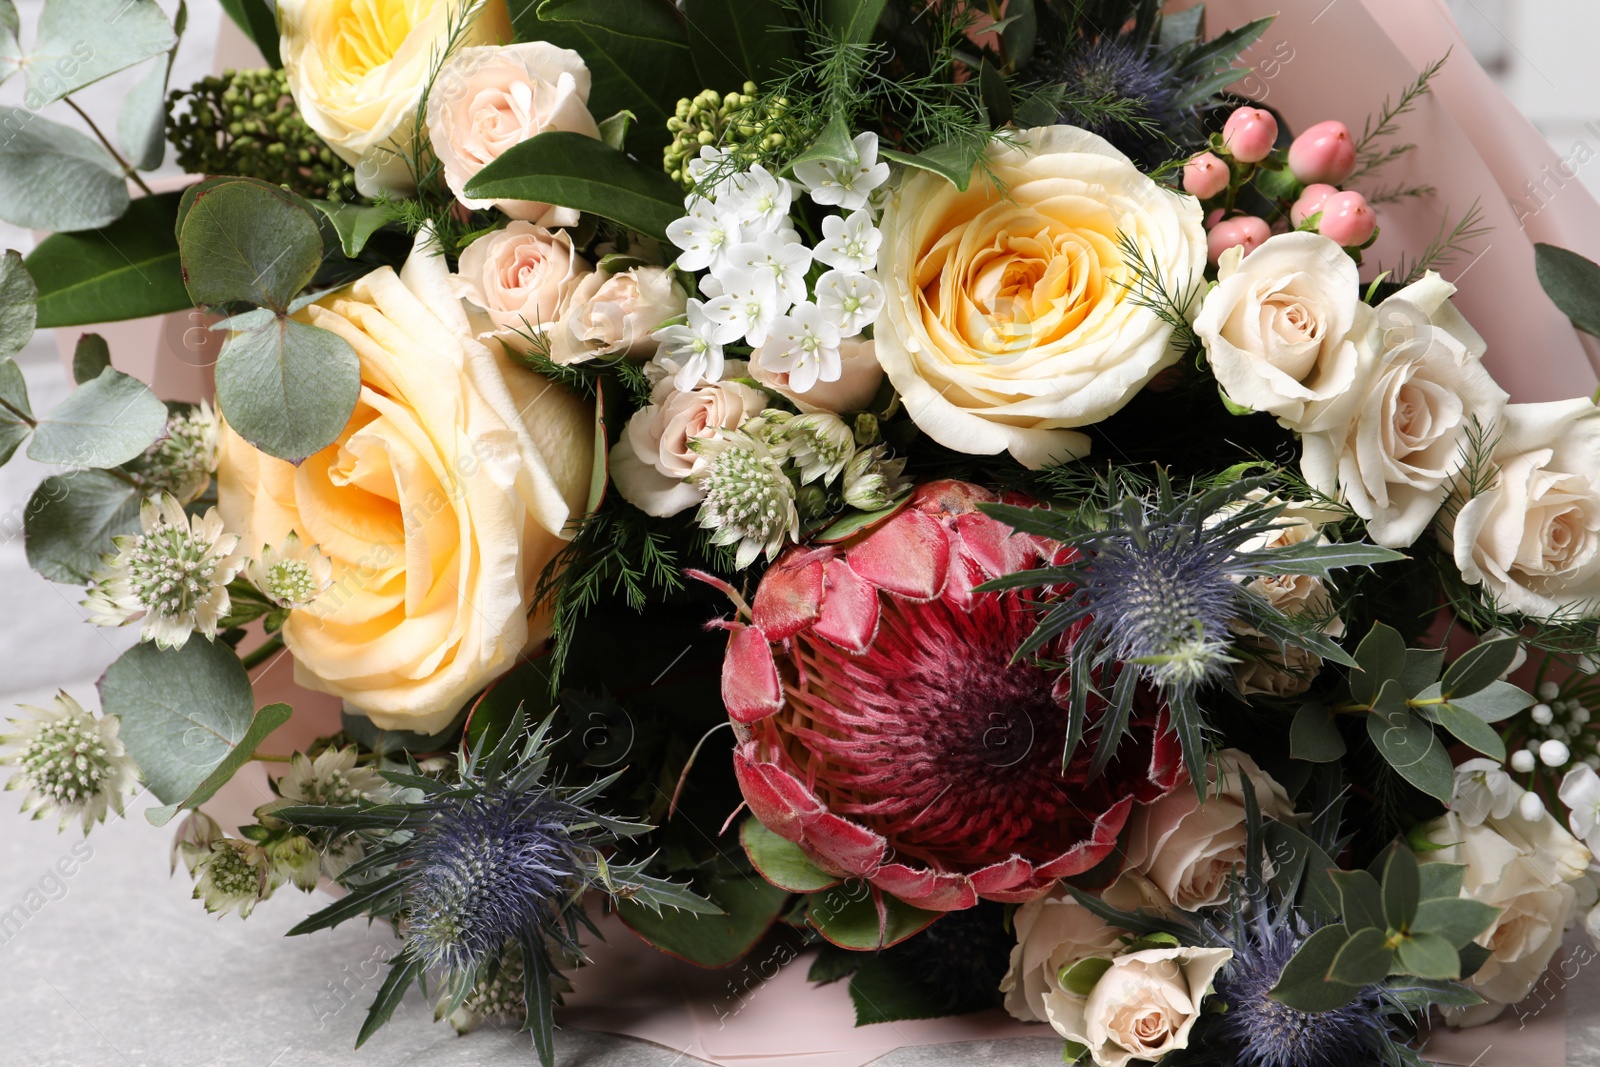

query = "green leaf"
(214, 314), (361, 464)
(1332, 869), (1386, 931)
(1535, 243), (1600, 339)
(0, 249), (36, 360)
(1394, 931), (1460, 980)
(684, 0), (795, 90)
(1265, 823), (1343, 924)
(741, 817), (843, 892)
(1251, 540), (1406, 581)
(808, 883), (939, 950)
(1442, 636), (1521, 699)
(27, 366), (167, 468)
(596, 109), (635, 151)
(1398, 647), (1445, 698)
(1448, 679), (1536, 722)
(23, 0), (176, 105)
(146, 702), (293, 826)
(1459, 941), (1493, 979)
(24, 467), (141, 582)
(1367, 693), (1454, 802)
(1428, 703), (1507, 760)
(119, 45), (176, 171)
(178, 178), (323, 312)
(1058, 956), (1113, 996)
(847, 954), (960, 1026)
(1352, 622), (1407, 705)
(26, 191), (192, 327)
(99, 640), (286, 823)
(1382, 846), (1421, 932)
(1002, 0), (1037, 67)
(355, 951), (424, 1049)
(1291, 701), (1346, 762)
(813, 496), (912, 542)
(1327, 926), (1394, 986)
(466, 132), (686, 244)
(786, 112), (861, 174)
(819, 0), (888, 45)
(1418, 862), (1466, 902)
(71, 334), (111, 385)
(1414, 897), (1500, 949)
(1270, 924), (1364, 1012)
(0, 357), (32, 464)
(217, 0), (282, 68)
(880, 143), (979, 192)
(978, 59), (1013, 127)
(616, 863), (789, 967)
(0, 108), (128, 231)
(309, 200), (398, 258)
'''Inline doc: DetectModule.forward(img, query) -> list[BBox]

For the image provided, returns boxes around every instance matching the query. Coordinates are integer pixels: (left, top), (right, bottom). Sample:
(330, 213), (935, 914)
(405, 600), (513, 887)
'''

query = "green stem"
(241, 634), (285, 671)
(0, 394), (35, 427)
(63, 97), (155, 197)
(251, 753), (293, 764)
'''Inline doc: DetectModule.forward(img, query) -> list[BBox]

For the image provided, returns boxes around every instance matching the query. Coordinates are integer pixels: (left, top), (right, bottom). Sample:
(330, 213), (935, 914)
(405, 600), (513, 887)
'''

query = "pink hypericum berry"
(1317, 190), (1377, 246)
(1222, 107), (1278, 164)
(1205, 207), (1226, 229)
(1208, 215), (1272, 264)
(1290, 184), (1339, 228)
(1288, 120), (1358, 184)
(1183, 152), (1231, 199)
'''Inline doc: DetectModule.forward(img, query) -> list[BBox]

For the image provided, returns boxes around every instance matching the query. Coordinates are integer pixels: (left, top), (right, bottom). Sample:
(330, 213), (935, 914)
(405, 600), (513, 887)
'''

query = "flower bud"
(1221, 107), (1278, 164)
(1316, 190), (1376, 247)
(1287, 120), (1357, 184)
(269, 834), (322, 892)
(1289, 183), (1339, 228)
(842, 446), (909, 511)
(1182, 151), (1230, 199)
(1206, 215), (1272, 264)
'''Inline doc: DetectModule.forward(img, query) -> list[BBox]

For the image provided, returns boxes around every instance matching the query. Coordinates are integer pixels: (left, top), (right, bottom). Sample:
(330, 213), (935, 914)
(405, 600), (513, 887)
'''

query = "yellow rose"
(874, 125), (1206, 469)
(278, 0), (514, 196)
(219, 237), (594, 735)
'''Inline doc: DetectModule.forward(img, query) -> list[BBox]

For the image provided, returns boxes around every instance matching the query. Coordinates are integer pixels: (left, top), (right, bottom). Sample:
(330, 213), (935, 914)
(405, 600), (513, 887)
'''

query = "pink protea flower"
(707, 480), (1182, 912)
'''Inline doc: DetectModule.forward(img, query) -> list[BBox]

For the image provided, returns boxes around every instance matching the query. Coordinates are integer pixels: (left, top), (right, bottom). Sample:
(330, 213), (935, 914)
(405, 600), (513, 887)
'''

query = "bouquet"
(5, 1), (1600, 1064)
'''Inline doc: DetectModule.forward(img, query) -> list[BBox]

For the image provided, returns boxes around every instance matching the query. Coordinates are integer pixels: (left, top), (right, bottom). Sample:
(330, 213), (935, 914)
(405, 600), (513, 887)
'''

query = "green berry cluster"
(662, 81), (795, 188)
(166, 68), (359, 201)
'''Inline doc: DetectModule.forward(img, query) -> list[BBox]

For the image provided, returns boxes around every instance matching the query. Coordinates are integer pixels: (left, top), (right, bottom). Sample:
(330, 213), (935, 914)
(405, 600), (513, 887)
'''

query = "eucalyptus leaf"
(1270, 924), (1363, 1012)
(1417, 862), (1466, 902)
(1366, 702), (1454, 802)
(0, 108), (128, 231)
(25, 190), (192, 327)
(1002, 0), (1037, 67)
(24, 468), (141, 583)
(1393, 931), (1460, 981)
(1352, 622), (1406, 705)
(118, 50), (176, 171)
(214, 314), (360, 464)
(1290, 702), (1346, 762)
(1535, 243), (1600, 339)
(0, 248), (36, 360)
(23, 0), (176, 105)
(1331, 868), (1385, 931)
(1441, 636), (1521, 699)
(28, 366), (167, 468)
(71, 334), (111, 385)
(0, 0), (17, 78)
(146, 702), (293, 826)
(1414, 897), (1500, 949)
(178, 178), (323, 311)
(1448, 679), (1535, 722)
(1382, 846), (1420, 932)
(0, 356), (32, 464)
(1327, 926), (1394, 986)
(1428, 703), (1507, 760)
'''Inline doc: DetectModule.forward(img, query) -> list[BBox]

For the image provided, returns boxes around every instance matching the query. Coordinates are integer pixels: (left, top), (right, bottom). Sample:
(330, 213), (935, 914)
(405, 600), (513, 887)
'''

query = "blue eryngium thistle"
(276, 712), (717, 1067)
(978, 473), (1402, 789)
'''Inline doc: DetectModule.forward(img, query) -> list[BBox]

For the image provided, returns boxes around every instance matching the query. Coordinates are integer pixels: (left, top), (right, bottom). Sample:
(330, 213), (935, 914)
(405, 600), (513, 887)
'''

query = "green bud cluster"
(166, 68), (359, 201)
(662, 81), (796, 188)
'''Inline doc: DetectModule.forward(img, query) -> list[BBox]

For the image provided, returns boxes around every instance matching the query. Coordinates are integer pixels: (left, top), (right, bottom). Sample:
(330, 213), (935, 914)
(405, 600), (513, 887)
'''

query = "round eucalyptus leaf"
(178, 178), (323, 311)
(0, 108), (128, 231)
(215, 314), (360, 464)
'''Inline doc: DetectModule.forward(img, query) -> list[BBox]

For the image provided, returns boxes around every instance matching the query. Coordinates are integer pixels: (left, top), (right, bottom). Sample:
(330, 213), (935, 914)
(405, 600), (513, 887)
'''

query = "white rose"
(1045, 946), (1232, 1067)
(1424, 799), (1591, 1026)
(750, 336), (885, 414)
(1301, 274), (1507, 548)
(1445, 398), (1600, 617)
(1195, 232), (1370, 430)
(610, 361), (767, 517)
(426, 42), (601, 225)
(453, 222), (592, 352)
(549, 266), (687, 365)
(873, 125), (1207, 469)
(278, 0), (512, 197)
(1122, 749), (1294, 910)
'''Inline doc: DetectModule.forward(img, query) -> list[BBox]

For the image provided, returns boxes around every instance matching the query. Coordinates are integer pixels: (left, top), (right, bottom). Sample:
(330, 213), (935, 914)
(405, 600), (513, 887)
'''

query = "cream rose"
(1446, 398), (1600, 618)
(218, 238), (595, 735)
(874, 125), (1207, 469)
(548, 266), (687, 366)
(453, 222), (592, 352)
(1301, 274), (1507, 549)
(426, 41), (601, 225)
(610, 361), (768, 518)
(751, 336), (884, 414)
(1195, 232), (1370, 431)
(1423, 799), (1592, 1026)
(1046, 946), (1232, 1067)
(1122, 749), (1294, 910)
(278, 0), (513, 197)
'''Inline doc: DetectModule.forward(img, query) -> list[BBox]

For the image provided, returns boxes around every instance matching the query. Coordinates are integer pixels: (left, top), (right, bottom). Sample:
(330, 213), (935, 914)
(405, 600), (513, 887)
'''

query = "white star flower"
(1561, 764), (1600, 854)
(652, 299), (727, 390)
(723, 231), (813, 307)
(1450, 757), (1518, 827)
(666, 196), (745, 274)
(814, 210), (882, 272)
(704, 270), (783, 348)
(756, 302), (842, 394)
(814, 269), (885, 336)
(793, 132), (891, 211)
(720, 164), (794, 235)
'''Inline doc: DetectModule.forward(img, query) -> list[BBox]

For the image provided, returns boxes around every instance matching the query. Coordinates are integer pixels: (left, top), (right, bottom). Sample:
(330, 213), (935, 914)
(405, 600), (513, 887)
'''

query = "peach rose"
(426, 41), (601, 225)
(218, 237), (595, 735)
(453, 222), (592, 352)
(549, 265), (687, 365)
(750, 337), (884, 414)
(1052, 946), (1232, 1067)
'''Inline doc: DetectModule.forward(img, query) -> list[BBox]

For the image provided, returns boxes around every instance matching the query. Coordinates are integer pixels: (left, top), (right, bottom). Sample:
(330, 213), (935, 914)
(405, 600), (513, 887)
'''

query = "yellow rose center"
(324, 0), (436, 83)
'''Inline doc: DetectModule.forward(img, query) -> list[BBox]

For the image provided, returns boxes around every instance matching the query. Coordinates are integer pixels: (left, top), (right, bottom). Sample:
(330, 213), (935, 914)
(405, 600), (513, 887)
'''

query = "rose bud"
(1289, 183), (1339, 227)
(1182, 151), (1230, 199)
(1316, 190), (1377, 247)
(1288, 120), (1357, 184)
(1207, 215), (1272, 264)
(1221, 107), (1278, 164)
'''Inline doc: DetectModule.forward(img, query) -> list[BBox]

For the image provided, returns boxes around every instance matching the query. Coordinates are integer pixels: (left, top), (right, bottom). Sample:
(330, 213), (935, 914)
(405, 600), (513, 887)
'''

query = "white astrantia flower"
(84, 494), (245, 651)
(720, 164), (794, 235)
(779, 413), (857, 485)
(653, 299), (727, 391)
(757, 302), (842, 394)
(1452, 757), (1518, 827)
(723, 231), (812, 307)
(815, 269), (884, 337)
(140, 400), (220, 504)
(246, 532), (333, 610)
(192, 838), (282, 918)
(0, 692), (139, 834)
(1561, 764), (1600, 854)
(276, 746), (387, 806)
(814, 210), (882, 273)
(794, 131), (891, 211)
(690, 429), (800, 568)
(666, 195), (745, 274)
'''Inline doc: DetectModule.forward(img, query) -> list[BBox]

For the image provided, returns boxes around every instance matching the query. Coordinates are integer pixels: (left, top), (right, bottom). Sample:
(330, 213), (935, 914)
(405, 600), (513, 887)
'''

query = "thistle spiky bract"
(273, 710), (717, 1066)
